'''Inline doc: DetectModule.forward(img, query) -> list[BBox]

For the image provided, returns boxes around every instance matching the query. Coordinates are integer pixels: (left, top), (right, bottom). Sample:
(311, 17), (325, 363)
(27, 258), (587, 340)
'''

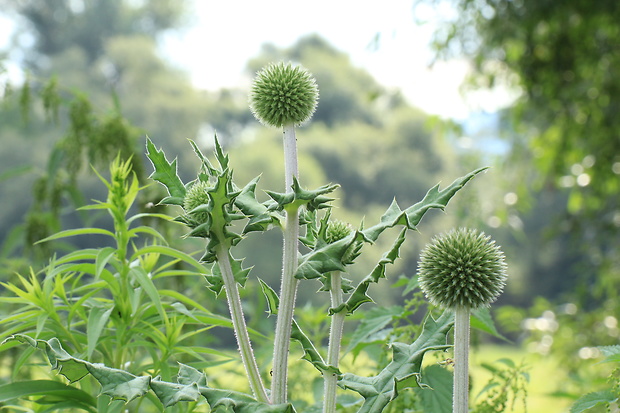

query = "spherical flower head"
(183, 181), (211, 223)
(417, 228), (507, 310)
(326, 220), (353, 244)
(249, 62), (319, 128)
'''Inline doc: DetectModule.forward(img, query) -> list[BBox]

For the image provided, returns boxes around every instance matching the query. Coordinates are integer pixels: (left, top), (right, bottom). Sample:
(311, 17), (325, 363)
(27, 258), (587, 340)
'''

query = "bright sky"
(0, 1), (516, 120)
(162, 0), (516, 120)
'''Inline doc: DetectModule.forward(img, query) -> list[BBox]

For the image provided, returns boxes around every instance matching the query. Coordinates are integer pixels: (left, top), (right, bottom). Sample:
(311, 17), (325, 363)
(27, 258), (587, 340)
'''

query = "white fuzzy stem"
(323, 272), (345, 413)
(453, 306), (470, 413)
(271, 124), (300, 404)
(215, 246), (269, 403)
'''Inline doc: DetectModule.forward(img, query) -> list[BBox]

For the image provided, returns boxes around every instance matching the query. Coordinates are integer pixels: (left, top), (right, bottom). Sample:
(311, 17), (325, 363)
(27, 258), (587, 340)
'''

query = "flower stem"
(323, 271), (345, 413)
(271, 124), (301, 404)
(453, 305), (470, 413)
(214, 245), (269, 403)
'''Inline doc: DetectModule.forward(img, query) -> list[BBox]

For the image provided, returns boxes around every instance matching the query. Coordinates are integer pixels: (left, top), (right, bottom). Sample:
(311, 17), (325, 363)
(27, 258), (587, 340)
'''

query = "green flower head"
(249, 62), (319, 128)
(183, 180), (211, 223)
(417, 228), (507, 310)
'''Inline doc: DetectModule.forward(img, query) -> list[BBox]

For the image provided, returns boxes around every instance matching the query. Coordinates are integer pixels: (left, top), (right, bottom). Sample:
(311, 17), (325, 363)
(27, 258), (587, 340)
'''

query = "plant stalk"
(271, 124), (300, 403)
(215, 245), (269, 403)
(323, 271), (345, 413)
(453, 305), (470, 413)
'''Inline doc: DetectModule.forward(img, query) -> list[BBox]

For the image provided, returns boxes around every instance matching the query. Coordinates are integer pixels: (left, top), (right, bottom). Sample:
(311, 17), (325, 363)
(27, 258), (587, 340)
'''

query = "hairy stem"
(453, 306), (470, 413)
(323, 271), (345, 413)
(271, 124), (300, 403)
(215, 245), (269, 403)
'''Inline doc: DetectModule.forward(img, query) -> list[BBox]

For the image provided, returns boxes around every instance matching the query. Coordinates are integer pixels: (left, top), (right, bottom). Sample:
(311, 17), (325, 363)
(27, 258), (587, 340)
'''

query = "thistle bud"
(183, 181), (211, 223)
(249, 62), (319, 128)
(417, 228), (507, 309)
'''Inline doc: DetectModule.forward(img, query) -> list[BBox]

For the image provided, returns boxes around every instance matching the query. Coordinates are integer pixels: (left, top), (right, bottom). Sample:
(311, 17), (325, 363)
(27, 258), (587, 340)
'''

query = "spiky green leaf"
(146, 138), (186, 206)
(338, 311), (454, 413)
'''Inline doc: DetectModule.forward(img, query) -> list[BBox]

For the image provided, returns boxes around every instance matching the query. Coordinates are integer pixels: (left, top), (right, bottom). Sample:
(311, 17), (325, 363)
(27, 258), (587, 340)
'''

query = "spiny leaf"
(6, 335), (293, 412)
(265, 177), (339, 212)
(342, 228), (407, 315)
(235, 176), (282, 233)
(208, 254), (252, 295)
(295, 230), (367, 280)
(146, 138), (186, 206)
(259, 280), (335, 375)
(362, 167), (488, 242)
(338, 311), (454, 413)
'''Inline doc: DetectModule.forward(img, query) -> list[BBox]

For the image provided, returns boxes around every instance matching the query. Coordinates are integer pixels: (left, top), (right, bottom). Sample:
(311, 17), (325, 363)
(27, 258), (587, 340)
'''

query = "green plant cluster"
(0, 63), (513, 413)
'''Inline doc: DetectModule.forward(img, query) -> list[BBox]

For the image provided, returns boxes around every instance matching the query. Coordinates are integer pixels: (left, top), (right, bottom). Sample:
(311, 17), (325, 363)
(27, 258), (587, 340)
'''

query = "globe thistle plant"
(417, 228), (507, 413)
(249, 62), (319, 403)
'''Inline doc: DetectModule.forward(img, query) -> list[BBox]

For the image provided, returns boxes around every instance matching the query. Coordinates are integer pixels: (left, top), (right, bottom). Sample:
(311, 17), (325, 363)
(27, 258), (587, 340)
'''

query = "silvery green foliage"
(417, 228), (507, 309)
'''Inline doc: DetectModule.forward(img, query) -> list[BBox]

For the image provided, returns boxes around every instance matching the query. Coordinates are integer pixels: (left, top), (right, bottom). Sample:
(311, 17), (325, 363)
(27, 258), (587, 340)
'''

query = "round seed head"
(249, 62), (319, 127)
(183, 181), (211, 223)
(417, 228), (507, 310)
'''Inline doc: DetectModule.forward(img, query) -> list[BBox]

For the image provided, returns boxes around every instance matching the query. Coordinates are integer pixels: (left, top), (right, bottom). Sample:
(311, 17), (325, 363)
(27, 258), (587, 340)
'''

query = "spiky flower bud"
(417, 228), (507, 310)
(249, 62), (318, 128)
(325, 220), (353, 244)
(183, 181), (211, 223)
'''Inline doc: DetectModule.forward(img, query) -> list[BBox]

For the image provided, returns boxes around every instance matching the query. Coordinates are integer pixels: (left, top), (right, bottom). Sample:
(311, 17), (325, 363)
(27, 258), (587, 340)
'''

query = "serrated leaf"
(598, 345), (620, 363)
(88, 365), (150, 402)
(414, 364), (452, 413)
(362, 167), (488, 243)
(570, 390), (617, 413)
(339, 311), (454, 413)
(200, 388), (295, 412)
(296, 231), (366, 280)
(150, 379), (201, 408)
(8, 335), (290, 411)
(266, 177), (339, 212)
(343, 228), (407, 314)
(146, 138), (186, 206)
(235, 176), (282, 233)
(208, 254), (252, 295)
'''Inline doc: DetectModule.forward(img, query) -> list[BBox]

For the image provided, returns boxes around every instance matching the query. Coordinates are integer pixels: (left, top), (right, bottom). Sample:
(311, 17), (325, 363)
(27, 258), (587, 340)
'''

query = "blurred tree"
(414, 0), (620, 295)
(416, 0), (620, 399)
(0, 0), (203, 264)
(2, 0), (187, 67)
(416, 0), (620, 236)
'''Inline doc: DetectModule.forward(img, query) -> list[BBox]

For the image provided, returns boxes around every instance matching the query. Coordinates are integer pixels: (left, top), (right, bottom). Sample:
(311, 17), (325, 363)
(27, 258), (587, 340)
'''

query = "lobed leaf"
(6, 335), (294, 412)
(235, 175), (282, 233)
(339, 311), (454, 413)
(342, 228), (407, 315)
(146, 138), (186, 206)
